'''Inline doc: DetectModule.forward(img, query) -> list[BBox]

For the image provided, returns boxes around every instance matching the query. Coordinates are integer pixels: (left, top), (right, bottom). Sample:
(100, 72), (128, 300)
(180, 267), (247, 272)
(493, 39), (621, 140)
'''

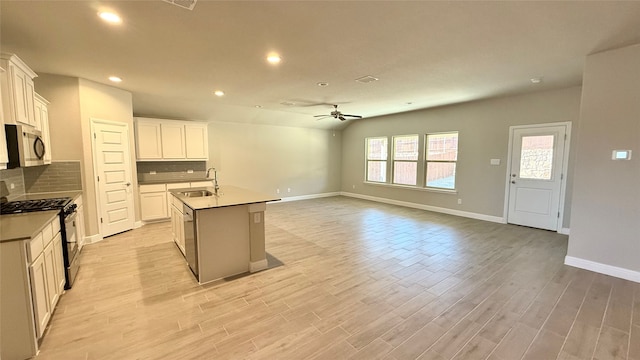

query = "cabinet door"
(11, 65), (35, 127)
(177, 210), (185, 256)
(140, 192), (168, 220)
(160, 123), (186, 159)
(29, 254), (50, 339)
(171, 205), (179, 244)
(52, 232), (66, 294)
(185, 123), (208, 159)
(35, 97), (52, 164)
(135, 121), (162, 159)
(43, 241), (59, 310)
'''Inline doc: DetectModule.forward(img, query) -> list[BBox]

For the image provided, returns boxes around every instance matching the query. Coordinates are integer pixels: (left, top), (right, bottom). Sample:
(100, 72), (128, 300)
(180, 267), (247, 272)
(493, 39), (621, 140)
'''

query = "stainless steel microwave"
(4, 124), (46, 168)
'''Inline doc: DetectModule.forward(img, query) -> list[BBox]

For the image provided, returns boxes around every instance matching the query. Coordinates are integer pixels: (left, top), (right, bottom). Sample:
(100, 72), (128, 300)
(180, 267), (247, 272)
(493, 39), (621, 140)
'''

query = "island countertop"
(170, 185), (280, 210)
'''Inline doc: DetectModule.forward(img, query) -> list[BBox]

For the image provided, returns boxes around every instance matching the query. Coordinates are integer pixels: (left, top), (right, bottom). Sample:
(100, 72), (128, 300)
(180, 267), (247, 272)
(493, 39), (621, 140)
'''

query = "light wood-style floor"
(37, 196), (639, 360)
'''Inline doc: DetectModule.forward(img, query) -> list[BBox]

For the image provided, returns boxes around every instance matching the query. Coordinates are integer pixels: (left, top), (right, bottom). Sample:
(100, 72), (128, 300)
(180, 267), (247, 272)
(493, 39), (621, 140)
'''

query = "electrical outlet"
(10, 183), (15, 190)
(352, 184), (356, 189)
(457, 199), (462, 205)
(187, 169), (194, 174)
(150, 171), (156, 175)
(276, 189), (280, 194)
(287, 188), (291, 193)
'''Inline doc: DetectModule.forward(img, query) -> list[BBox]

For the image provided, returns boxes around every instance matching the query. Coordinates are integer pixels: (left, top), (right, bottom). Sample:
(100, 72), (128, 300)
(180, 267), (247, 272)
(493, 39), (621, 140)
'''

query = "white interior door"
(507, 124), (567, 231)
(92, 120), (135, 237)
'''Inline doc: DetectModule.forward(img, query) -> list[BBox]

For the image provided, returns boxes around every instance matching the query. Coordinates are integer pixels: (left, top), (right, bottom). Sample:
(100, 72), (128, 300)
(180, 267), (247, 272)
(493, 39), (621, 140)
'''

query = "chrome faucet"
(205, 167), (219, 194)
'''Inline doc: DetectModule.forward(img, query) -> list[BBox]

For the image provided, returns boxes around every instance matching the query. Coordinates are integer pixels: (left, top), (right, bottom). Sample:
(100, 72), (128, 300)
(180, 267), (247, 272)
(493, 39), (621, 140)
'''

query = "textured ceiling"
(2, 1), (640, 129)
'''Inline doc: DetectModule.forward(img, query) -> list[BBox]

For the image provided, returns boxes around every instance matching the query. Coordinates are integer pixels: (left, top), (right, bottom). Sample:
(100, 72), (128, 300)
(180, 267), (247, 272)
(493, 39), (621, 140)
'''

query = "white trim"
(275, 192), (341, 203)
(83, 233), (104, 245)
(340, 191), (505, 224)
(565, 256), (640, 284)
(134, 221), (143, 229)
(503, 121), (572, 234)
(249, 259), (268, 273)
(90, 118), (136, 237)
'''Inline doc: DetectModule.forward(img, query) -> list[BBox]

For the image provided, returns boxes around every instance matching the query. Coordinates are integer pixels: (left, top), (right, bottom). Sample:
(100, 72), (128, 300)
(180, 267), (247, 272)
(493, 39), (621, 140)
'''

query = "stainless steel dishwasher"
(183, 204), (198, 278)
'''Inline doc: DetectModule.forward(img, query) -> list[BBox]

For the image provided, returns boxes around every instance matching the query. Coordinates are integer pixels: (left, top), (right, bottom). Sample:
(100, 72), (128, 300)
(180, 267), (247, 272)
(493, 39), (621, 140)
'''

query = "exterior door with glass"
(507, 124), (567, 231)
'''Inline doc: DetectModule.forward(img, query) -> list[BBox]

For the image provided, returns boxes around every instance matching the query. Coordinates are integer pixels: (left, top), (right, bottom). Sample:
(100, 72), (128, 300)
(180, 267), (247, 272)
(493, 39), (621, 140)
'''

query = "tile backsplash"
(0, 167), (26, 200)
(0, 161), (82, 199)
(136, 161), (206, 174)
(23, 161), (82, 193)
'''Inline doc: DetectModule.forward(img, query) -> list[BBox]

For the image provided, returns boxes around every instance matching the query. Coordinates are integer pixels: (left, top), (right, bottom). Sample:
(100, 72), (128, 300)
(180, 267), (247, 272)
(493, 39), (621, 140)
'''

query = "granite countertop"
(0, 210), (60, 243)
(170, 185), (280, 210)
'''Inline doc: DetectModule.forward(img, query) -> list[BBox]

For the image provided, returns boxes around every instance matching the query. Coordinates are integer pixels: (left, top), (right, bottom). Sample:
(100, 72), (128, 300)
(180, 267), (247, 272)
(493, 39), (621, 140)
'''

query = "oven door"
(64, 210), (80, 288)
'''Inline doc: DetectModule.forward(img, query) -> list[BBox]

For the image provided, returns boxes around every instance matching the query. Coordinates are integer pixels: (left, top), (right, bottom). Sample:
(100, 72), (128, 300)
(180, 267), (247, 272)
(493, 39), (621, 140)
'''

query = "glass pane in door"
(519, 135), (554, 180)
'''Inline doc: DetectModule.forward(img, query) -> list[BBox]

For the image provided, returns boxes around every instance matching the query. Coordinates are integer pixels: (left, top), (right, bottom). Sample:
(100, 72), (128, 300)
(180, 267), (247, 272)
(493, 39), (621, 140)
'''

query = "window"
(425, 132), (458, 189)
(392, 135), (419, 185)
(366, 137), (388, 182)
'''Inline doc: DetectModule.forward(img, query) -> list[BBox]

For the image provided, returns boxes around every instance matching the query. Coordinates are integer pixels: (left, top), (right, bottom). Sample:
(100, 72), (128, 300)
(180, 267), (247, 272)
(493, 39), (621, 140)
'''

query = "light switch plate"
(490, 159), (501, 165)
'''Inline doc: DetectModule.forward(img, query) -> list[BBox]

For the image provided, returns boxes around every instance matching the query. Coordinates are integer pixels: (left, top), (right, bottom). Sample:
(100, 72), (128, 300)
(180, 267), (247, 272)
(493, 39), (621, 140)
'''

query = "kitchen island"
(170, 186), (280, 284)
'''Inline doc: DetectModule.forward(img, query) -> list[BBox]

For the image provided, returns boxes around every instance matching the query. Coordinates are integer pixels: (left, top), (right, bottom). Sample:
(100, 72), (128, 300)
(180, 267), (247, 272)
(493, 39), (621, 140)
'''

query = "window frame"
(425, 131), (459, 190)
(365, 136), (389, 183)
(391, 134), (420, 186)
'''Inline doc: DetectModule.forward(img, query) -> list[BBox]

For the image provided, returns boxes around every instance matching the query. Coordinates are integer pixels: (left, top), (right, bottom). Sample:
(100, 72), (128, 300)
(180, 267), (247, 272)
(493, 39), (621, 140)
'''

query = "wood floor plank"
(31, 196), (637, 360)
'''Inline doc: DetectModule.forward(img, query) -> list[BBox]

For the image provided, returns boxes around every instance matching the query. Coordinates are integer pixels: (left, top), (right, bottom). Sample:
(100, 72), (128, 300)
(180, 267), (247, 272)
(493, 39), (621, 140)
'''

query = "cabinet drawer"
(42, 222), (53, 245)
(29, 232), (44, 263)
(140, 184), (166, 193)
(51, 217), (61, 235)
(172, 194), (184, 211)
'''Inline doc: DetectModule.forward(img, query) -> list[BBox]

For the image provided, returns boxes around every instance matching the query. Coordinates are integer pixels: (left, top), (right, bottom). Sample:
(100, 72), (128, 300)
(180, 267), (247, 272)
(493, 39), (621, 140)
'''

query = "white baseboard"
(275, 192), (341, 203)
(249, 259), (268, 273)
(134, 221), (143, 229)
(83, 233), (103, 245)
(565, 256), (640, 283)
(559, 227), (570, 235)
(340, 191), (506, 224)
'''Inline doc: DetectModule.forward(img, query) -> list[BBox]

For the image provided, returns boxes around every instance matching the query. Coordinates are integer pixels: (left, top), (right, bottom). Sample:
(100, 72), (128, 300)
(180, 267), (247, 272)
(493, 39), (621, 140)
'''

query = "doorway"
(91, 119), (135, 237)
(505, 123), (570, 231)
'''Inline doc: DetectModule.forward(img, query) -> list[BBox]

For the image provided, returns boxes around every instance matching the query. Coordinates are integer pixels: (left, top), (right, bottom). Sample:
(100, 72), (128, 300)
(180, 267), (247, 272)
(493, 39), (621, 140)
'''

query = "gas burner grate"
(0, 197), (72, 214)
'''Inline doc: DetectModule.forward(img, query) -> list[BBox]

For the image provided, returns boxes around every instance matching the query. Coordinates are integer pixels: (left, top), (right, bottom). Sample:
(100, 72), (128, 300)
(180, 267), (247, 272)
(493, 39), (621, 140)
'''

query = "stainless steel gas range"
(1, 197), (80, 289)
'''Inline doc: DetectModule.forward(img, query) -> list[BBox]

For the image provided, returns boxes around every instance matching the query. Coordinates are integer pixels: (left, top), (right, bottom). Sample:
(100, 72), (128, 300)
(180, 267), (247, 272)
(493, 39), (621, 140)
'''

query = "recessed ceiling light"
(355, 75), (379, 84)
(98, 11), (122, 24)
(280, 101), (295, 106)
(108, 76), (122, 83)
(266, 53), (281, 65)
(255, 105), (263, 108)
(214, 90), (225, 97)
(530, 77), (543, 84)
(317, 82), (329, 87)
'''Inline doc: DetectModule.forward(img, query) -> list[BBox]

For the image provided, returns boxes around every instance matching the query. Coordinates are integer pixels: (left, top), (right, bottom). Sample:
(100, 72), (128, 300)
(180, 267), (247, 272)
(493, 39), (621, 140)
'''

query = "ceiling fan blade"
(341, 114), (363, 118)
(313, 115), (329, 117)
(339, 115), (346, 121)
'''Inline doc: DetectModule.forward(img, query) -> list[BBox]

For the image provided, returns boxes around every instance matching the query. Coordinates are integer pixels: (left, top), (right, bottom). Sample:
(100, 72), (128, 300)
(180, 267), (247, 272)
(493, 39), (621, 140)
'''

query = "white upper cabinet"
(34, 93), (52, 164)
(185, 123), (208, 160)
(135, 120), (162, 159)
(161, 122), (186, 159)
(134, 117), (208, 161)
(0, 53), (38, 127)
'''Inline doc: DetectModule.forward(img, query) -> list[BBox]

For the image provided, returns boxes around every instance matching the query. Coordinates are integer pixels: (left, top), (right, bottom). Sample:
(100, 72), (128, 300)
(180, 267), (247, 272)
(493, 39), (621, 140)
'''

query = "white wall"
(341, 86), (582, 226)
(208, 121), (342, 198)
(566, 44), (640, 281)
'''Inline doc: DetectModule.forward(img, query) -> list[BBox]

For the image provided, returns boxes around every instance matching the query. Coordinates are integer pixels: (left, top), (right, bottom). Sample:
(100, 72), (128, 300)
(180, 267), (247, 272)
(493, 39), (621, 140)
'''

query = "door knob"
(125, 182), (131, 187)
(511, 180), (516, 184)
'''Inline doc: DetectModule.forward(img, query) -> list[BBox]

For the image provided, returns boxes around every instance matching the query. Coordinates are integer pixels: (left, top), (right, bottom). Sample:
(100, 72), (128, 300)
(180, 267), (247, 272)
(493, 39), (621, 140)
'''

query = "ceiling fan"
(314, 105), (363, 121)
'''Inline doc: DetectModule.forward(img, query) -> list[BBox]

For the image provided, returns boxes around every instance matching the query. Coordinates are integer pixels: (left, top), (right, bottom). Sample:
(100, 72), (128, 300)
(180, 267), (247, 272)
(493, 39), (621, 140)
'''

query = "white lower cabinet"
(140, 181), (211, 222)
(170, 198), (185, 256)
(29, 252), (50, 339)
(139, 184), (168, 221)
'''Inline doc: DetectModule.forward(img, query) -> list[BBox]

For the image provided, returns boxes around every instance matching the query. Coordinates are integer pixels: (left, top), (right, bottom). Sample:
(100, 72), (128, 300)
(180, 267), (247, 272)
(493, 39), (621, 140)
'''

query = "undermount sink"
(180, 190), (214, 197)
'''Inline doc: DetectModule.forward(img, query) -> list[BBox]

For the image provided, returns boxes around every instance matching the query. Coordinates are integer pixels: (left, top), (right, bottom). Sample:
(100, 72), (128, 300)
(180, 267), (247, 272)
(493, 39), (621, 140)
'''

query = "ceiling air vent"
(162, 0), (197, 11)
(355, 75), (379, 84)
